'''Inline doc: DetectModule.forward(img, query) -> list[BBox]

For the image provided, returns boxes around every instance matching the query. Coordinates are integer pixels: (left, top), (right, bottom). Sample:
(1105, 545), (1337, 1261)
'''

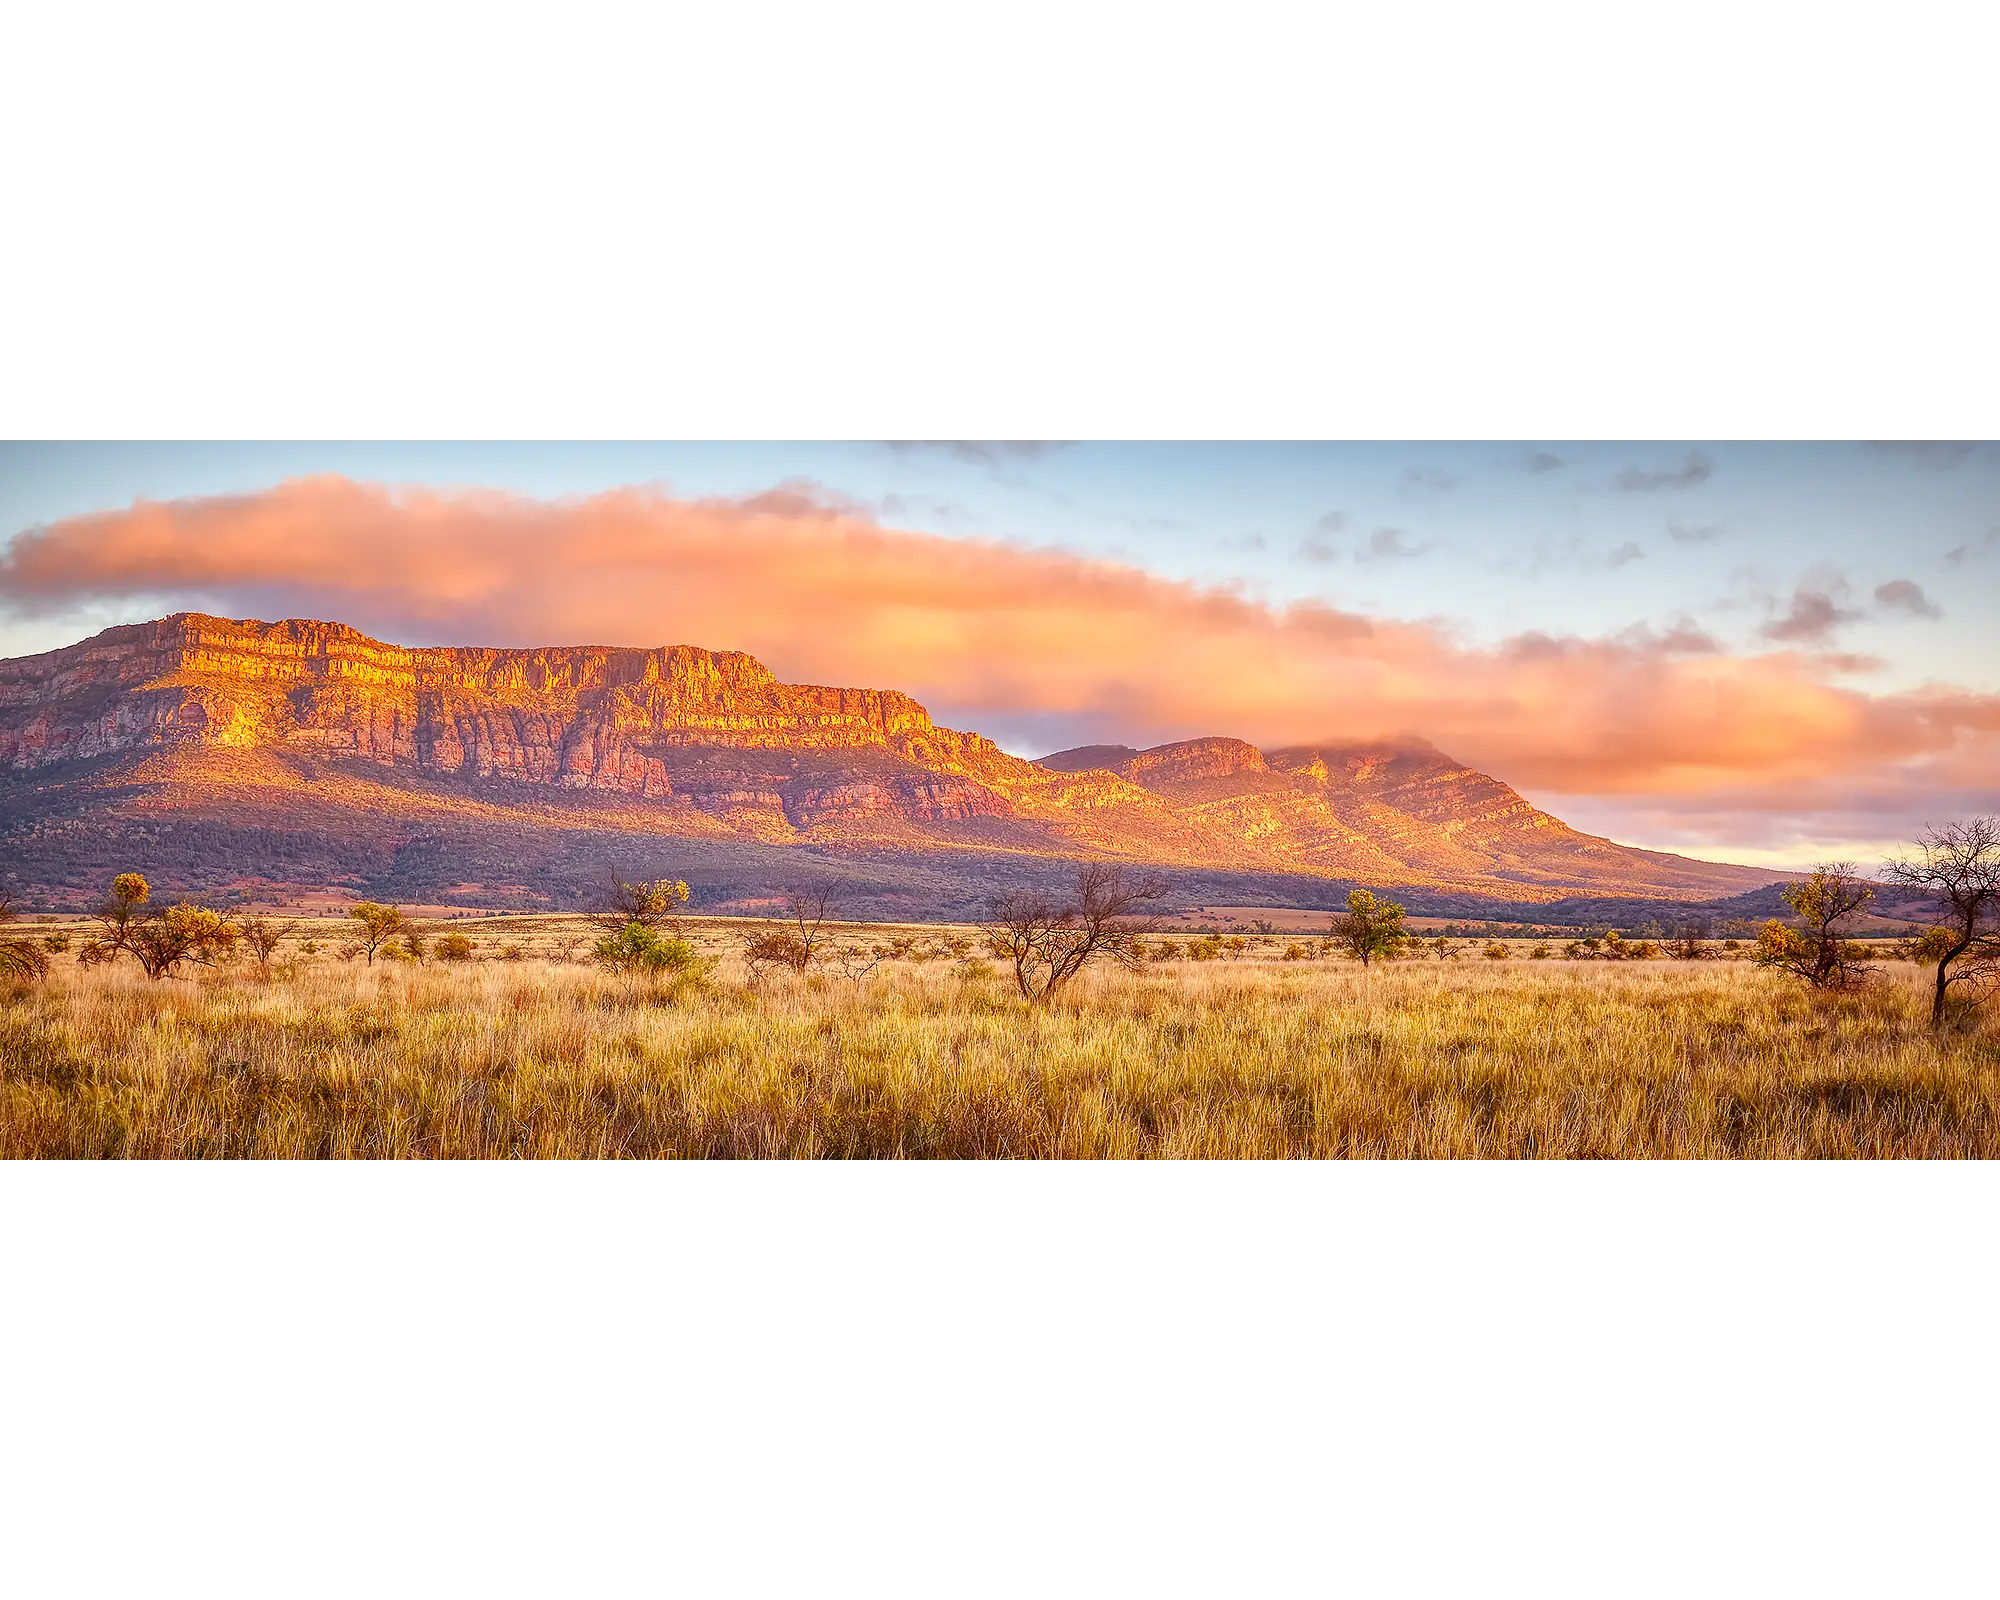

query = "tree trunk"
(1932, 923), (1974, 1026)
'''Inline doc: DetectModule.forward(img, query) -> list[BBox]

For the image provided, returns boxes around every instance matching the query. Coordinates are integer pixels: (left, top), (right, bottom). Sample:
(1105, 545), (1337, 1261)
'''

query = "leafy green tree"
(1333, 890), (1408, 966)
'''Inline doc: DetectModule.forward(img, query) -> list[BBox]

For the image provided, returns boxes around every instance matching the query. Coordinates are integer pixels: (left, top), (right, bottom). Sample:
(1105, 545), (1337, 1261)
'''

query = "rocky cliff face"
(0, 614), (1779, 903)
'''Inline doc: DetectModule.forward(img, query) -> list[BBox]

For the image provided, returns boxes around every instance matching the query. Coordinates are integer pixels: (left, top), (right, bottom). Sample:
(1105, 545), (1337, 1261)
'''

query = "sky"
(1, 441), (1996, 869)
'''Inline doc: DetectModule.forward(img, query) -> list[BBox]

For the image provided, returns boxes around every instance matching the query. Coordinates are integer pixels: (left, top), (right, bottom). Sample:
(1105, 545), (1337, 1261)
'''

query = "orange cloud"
(4, 475), (1997, 816)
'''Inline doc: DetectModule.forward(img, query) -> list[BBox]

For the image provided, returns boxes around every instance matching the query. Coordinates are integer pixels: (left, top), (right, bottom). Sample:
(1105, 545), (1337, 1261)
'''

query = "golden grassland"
(2, 916), (1994, 1158)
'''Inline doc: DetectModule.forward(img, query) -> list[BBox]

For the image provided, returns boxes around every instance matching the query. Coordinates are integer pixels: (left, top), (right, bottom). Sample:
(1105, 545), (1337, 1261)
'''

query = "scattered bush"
(743, 929), (815, 977)
(1483, 943), (1509, 960)
(435, 933), (475, 962)
(595, 922), (703, 977)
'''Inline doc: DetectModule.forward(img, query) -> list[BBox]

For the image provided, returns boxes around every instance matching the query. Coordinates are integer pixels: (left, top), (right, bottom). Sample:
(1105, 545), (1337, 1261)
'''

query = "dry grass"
(3, 943), (1996, 1158)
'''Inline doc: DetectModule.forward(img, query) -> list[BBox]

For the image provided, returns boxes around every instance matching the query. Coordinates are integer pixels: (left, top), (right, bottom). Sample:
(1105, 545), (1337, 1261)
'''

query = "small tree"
(238, 915), (294, 968)
(346, 902), (406, 965)
(782, 883), (838, 966)
(987, 863), (1165, 1002)
(1333, 890), (1408, 966)
(1883, 817), (2000, 1025)
(1752, 863), (1876, 990)
(76, 875), (237, 979)
(436, 932), (475, 962)
(80, 872), (152, 964)
(1669, 916), (1712, 961)
(128, 904), (240, 980)
(593, 874), (690, 934)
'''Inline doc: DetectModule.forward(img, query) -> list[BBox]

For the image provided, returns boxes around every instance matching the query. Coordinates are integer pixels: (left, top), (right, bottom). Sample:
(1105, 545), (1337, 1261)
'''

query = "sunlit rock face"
(0, 613), (1779, 903)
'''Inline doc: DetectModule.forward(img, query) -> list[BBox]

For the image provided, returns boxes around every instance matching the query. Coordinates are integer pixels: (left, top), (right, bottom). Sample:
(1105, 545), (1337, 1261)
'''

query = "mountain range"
(0, 614), (1782, 916)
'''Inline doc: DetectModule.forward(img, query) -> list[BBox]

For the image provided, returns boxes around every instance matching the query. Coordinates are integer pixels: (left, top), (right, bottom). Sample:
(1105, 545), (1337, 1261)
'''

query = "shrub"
(1188, 934), (1224, 962)
(435, 933), (475, 962)
(42, 930), (72, 954)
(1483, 943), (1509, 960)
(1902, 927), (1956, 965)
(1282, 942), (1309, 961)
(743, 929), (815, 977)
(595, 922), (702, 976)
(1531, 943), (1551, 960)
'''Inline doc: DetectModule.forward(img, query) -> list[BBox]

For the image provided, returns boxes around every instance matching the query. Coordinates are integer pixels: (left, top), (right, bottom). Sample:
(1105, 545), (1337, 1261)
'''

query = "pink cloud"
(4, 476), (1997, 828)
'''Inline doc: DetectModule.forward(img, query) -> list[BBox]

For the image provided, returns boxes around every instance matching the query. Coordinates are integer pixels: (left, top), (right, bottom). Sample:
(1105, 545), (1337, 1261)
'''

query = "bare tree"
(784, 883), (838, 966)
(238, 915), (295, 967)
(987, 863), (1166, 1002)
(741, 883), (841, 980)
(1669, 915), (1713, 961)
(1884, 817), (2000, 1025)
(0, 894), (53, 983)
(1752, 864), (1876, 990)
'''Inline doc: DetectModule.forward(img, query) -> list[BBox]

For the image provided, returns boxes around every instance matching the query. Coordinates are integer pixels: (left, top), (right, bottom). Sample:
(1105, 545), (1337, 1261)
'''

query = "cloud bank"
(3, 476), (1996, 847)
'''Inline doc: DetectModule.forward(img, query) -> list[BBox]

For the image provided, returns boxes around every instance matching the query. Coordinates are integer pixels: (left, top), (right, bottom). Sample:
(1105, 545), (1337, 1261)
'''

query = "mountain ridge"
(0, 613), (1783, 909)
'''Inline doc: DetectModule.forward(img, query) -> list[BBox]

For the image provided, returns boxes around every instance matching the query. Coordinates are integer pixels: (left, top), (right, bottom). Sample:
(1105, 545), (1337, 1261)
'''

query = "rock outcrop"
(0, 613), (1780, 903)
